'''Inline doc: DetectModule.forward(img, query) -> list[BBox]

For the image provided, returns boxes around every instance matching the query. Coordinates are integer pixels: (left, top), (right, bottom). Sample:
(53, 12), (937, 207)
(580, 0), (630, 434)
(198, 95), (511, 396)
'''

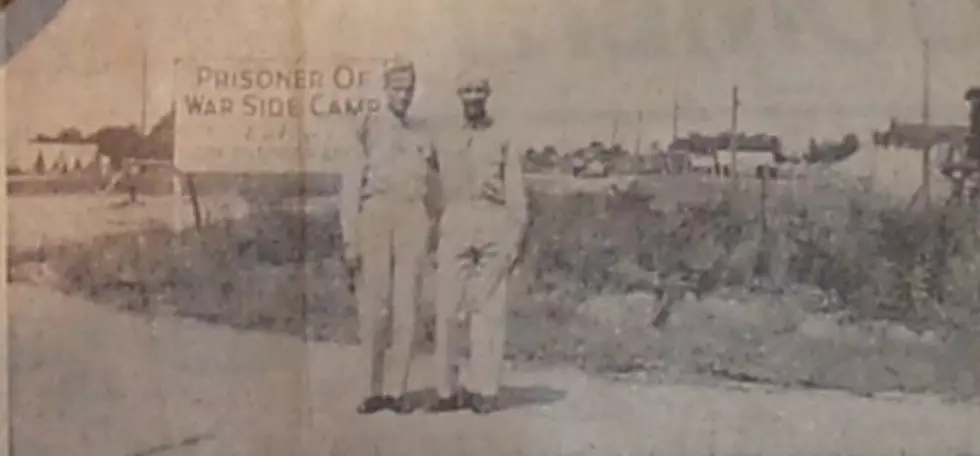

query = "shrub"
(26, 176), (980, 338)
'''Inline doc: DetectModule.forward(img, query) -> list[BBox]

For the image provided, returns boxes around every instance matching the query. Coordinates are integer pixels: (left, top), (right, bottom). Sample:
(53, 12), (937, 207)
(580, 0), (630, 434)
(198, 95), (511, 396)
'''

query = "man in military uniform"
(429, 72), (529, 414)
(340, 58), (436, 415)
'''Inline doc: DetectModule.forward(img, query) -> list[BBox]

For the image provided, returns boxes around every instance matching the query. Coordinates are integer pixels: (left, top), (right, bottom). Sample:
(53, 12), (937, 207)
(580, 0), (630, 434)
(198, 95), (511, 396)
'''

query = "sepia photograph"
(4, 0), (980, 454)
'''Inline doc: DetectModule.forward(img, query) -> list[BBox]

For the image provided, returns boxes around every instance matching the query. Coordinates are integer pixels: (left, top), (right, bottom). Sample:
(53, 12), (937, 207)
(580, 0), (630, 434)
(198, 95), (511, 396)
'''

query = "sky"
(5, 0), (980, 165)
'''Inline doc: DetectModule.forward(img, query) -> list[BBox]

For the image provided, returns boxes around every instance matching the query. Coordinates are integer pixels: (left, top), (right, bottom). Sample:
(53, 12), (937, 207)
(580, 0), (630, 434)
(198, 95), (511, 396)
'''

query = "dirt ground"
(9, 283), (980, 456)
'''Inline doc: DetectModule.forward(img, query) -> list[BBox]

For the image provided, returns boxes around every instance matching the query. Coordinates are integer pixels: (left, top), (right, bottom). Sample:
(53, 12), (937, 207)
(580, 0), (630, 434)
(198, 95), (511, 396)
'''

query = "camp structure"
(27, 141), (98, 175)
(872, 118), (968, 150)
(667, 132), (786, 177)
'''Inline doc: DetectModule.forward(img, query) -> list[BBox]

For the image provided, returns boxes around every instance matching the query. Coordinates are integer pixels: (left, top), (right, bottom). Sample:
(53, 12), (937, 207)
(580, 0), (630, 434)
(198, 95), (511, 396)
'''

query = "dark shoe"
(425, 392), (465, 413)
(391, 395), (415, 415)
(468, 393), (499, 415)
(356, 395), (394, 415)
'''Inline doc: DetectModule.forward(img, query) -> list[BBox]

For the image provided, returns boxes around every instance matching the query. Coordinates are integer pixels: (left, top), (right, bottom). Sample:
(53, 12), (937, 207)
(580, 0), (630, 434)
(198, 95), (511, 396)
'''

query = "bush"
(523, 179), (980, 331)
(25, 177), (980, 342)
(15, 177), (980, 398)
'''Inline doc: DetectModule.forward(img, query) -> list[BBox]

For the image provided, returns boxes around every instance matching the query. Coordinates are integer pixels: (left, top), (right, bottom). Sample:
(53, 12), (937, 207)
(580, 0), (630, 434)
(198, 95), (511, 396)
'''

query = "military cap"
(383, 57), (416, 86)
(455, 70), (491, 99)
(966, 87), (980, 102)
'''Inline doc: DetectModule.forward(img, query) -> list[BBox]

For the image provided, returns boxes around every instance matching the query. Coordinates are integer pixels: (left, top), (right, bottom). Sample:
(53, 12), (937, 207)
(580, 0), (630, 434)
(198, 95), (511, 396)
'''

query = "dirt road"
(8, 283), (980, 456)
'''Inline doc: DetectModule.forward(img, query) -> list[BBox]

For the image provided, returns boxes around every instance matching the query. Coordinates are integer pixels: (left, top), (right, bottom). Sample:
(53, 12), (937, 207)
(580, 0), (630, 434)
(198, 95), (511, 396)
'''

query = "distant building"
(669, 132), (783, 177)
(27, 143), (99, 175)
(688, 152), (719, 173)
(719, 149), (779, 177)
(872, 118), (967, 150)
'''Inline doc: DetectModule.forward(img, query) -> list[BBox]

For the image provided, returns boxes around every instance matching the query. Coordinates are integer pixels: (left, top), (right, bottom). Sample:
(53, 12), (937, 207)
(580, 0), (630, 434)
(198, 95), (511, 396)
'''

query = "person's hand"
(343, 242), (361, 271)
(342, 242), (361, 294)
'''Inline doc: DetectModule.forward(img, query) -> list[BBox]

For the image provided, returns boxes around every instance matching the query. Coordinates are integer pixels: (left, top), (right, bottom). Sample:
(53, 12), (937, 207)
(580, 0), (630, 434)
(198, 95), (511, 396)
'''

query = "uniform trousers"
(433, 202), (513, 398)
(355, 195), (430, 398)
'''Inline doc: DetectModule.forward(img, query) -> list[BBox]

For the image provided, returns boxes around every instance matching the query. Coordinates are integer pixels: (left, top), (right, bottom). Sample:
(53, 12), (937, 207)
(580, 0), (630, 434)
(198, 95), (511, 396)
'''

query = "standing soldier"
(340, 58), (435, 415)
(429, 72), (529, 414)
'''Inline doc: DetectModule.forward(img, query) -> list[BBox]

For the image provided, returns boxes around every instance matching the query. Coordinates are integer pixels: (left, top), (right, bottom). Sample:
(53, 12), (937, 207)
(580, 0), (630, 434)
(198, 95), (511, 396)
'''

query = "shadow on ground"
(401, 386), (567, 413)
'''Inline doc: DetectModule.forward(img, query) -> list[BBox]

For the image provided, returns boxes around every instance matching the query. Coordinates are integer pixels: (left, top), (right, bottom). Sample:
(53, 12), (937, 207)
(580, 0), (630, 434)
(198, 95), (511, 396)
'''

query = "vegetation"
(31, 110), (175, 169)
(23, 175), (980, 336)
(6, 171), (976, 397)
(529, 179), (980, 331)
(32, 153), (46, 174)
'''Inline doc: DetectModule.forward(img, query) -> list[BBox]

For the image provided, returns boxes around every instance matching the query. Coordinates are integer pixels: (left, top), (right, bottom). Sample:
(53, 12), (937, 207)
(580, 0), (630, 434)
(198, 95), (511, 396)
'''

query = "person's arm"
(340, 117), (368, 256)
(422, 134), (444, 225)
(503, 140), (529, 264)
(425, 134), (441, 174)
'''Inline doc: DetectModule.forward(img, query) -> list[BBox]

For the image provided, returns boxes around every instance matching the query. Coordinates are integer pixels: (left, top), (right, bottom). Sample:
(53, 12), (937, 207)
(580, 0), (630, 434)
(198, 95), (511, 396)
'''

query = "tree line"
(31, 109), (174, 171)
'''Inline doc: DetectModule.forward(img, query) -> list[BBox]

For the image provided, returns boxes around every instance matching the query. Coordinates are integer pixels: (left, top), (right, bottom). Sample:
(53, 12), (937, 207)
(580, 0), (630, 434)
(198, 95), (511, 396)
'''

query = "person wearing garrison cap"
(427, 71), (529, 415)
(340, 57), (437, 415)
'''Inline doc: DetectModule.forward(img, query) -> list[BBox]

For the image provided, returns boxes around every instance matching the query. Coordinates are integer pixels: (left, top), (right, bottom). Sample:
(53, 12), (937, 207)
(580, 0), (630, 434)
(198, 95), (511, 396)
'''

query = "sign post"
(169, 57), (387, 231)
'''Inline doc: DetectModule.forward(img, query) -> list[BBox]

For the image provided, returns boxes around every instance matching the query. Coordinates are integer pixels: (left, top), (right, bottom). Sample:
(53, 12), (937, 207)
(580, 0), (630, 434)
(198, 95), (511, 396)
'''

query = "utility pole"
(729, 85), (740, 179)
(611, 116), (619, 145)
(921, 38), (932, 208)
(922, 38), (931, 126)
(634, 110), (644, 154)
(672, 93), (680, 140)
(140, 47), (148, 134)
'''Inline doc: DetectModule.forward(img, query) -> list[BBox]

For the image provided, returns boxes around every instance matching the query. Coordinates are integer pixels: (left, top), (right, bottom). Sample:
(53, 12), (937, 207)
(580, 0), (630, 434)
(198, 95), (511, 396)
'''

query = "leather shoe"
(356, 395), (394, 414)
(468, 393), (499, 415)
(425, 392), (465, 413)
(391, 395), (415, 415)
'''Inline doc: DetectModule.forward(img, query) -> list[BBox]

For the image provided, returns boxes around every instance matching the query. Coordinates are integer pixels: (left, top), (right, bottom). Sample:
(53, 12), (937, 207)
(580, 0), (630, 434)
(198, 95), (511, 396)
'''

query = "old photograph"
(4, 0), (980, 454)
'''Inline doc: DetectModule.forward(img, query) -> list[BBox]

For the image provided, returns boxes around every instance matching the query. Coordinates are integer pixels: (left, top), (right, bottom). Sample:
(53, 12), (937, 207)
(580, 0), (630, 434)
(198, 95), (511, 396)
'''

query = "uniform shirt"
(340, 111), (434, 246)
(436, 119), (528, 224)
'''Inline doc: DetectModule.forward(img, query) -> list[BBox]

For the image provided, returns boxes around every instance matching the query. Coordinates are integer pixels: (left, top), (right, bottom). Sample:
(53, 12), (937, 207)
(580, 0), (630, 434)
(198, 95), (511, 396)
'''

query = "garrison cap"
(383, 56), (416, 86)
(966, 87), (980, 102)
(455, 70), (491, 99)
